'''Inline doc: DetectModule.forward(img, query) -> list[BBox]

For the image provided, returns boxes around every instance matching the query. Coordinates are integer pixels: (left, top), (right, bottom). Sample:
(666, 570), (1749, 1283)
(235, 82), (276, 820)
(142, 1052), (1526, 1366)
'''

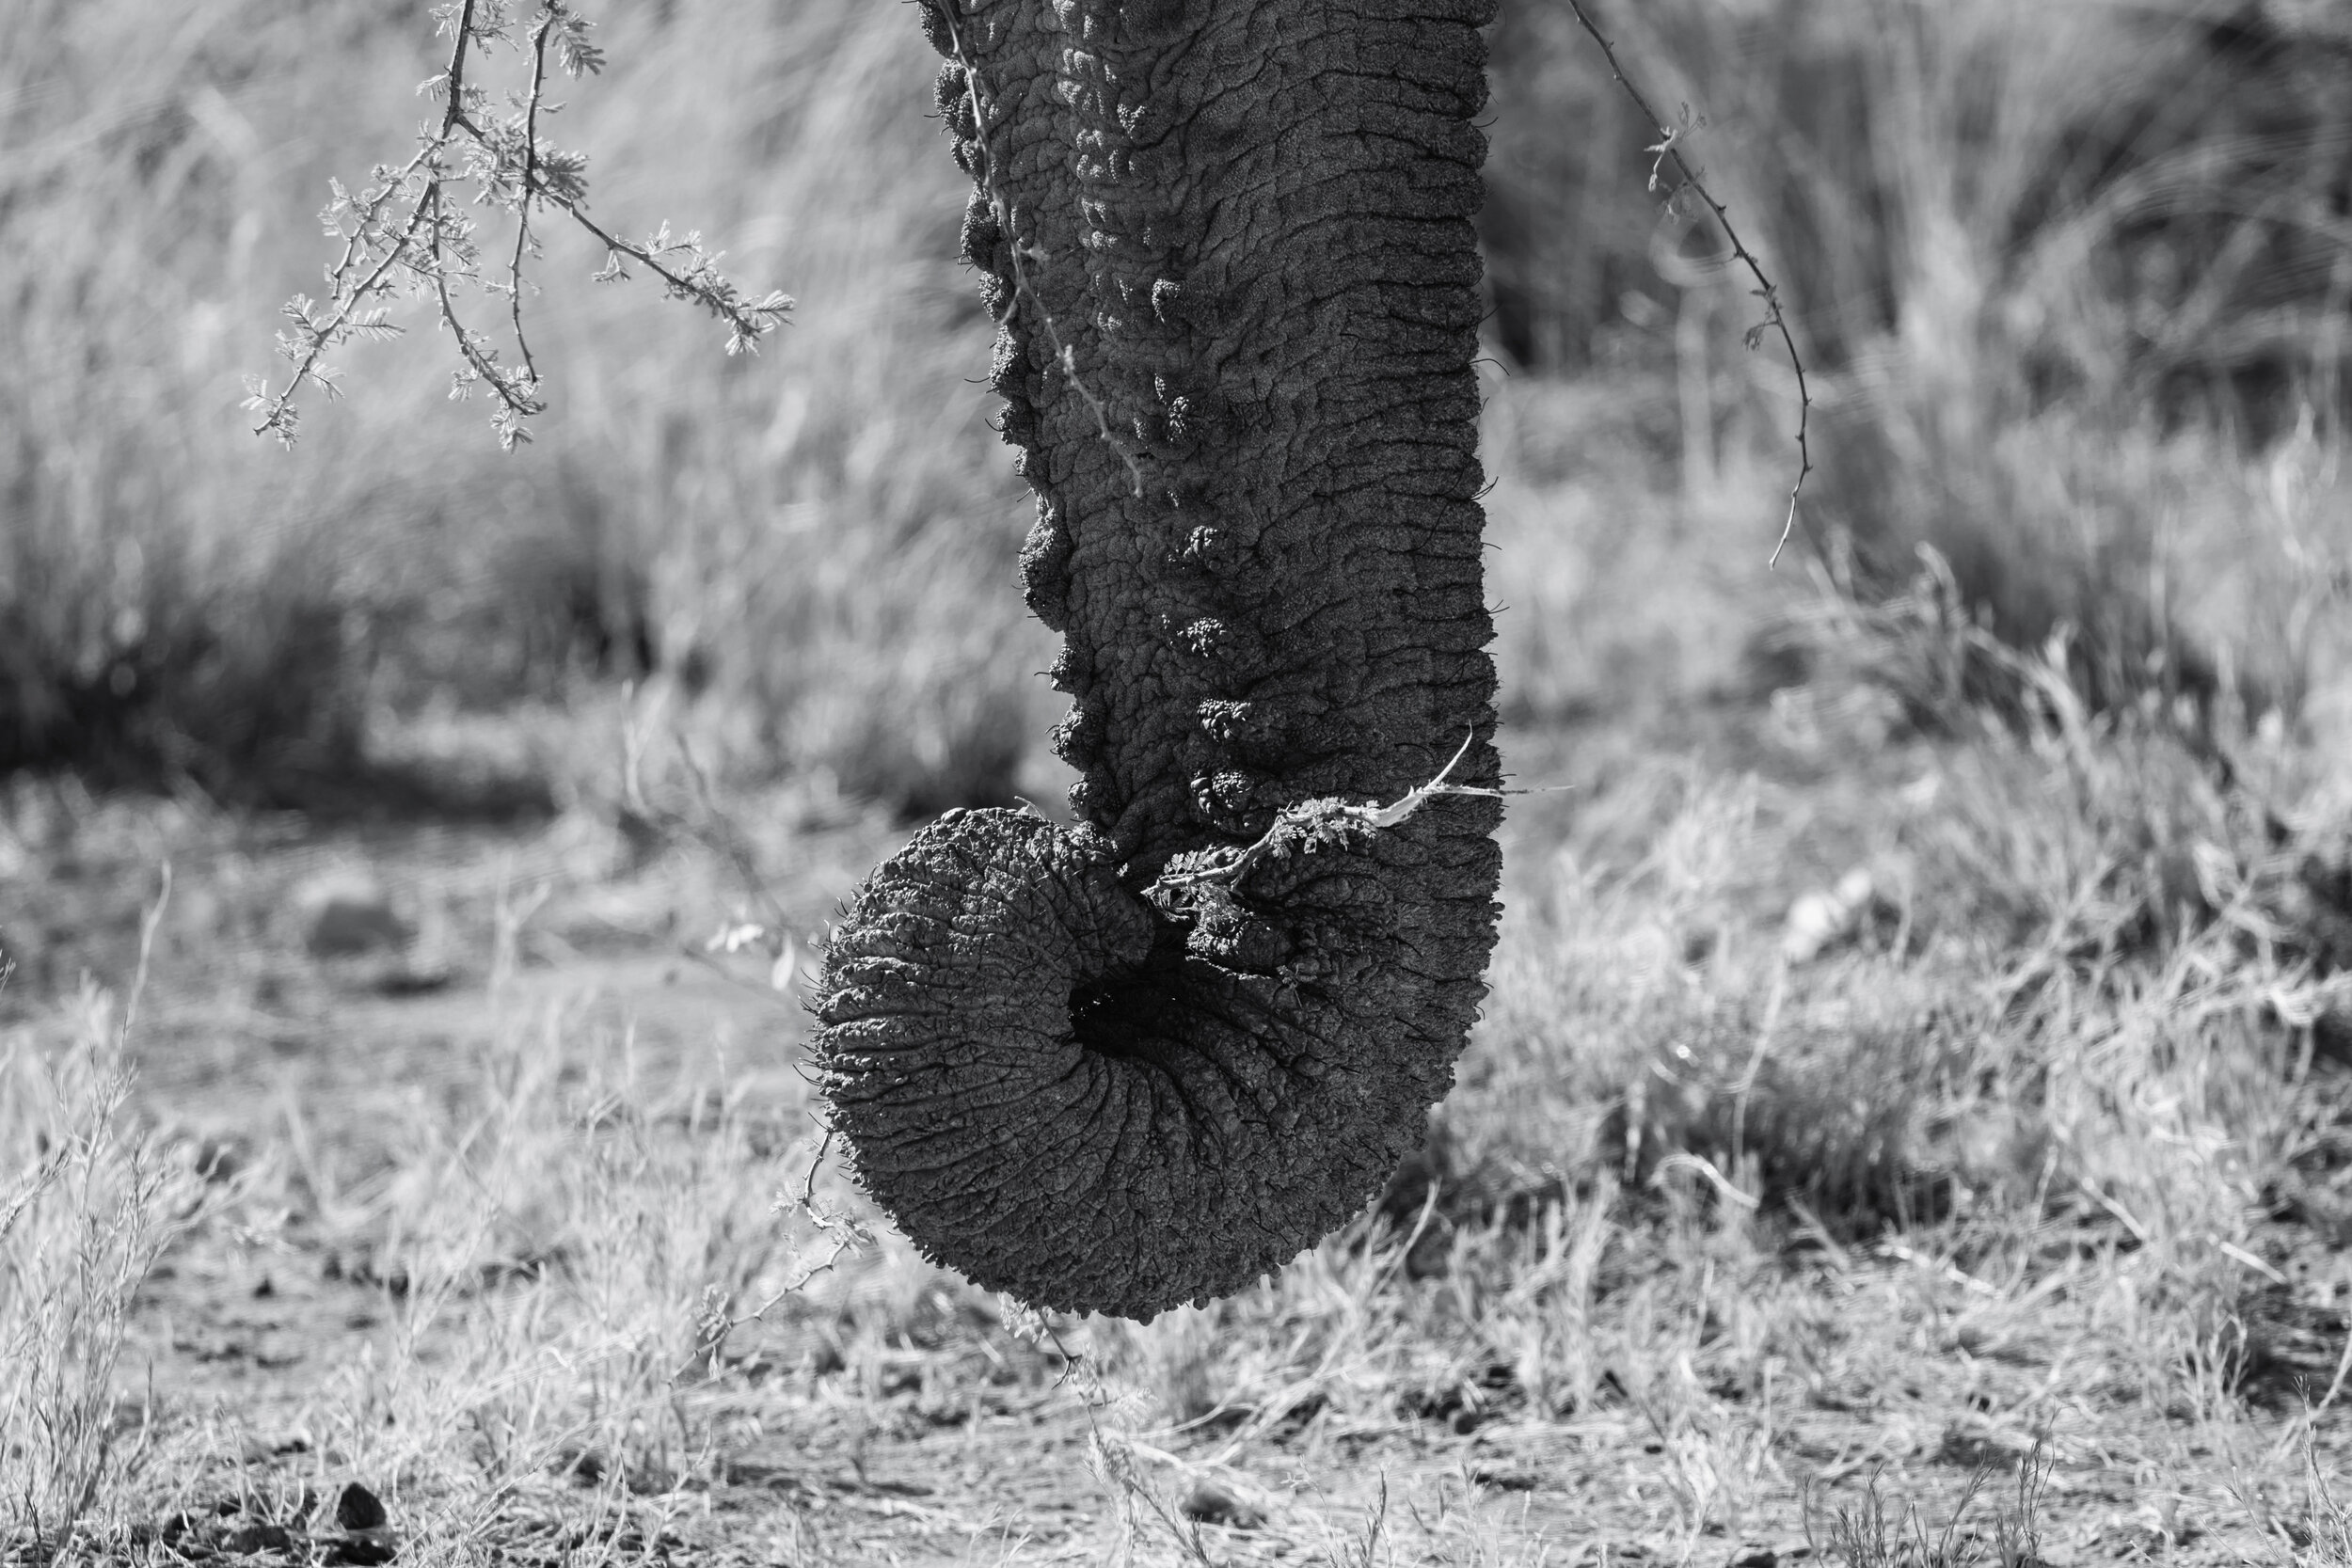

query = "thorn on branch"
(1565, 0), (1814, 567)
(250, 0), (790, 449)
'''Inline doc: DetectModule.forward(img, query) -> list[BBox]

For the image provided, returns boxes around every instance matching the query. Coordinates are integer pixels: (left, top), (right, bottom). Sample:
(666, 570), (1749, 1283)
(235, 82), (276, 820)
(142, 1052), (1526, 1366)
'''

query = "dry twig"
(247, 0), (789, 449)
(1565, 0), (1814, 564)
(1157, 732), (1565, 894)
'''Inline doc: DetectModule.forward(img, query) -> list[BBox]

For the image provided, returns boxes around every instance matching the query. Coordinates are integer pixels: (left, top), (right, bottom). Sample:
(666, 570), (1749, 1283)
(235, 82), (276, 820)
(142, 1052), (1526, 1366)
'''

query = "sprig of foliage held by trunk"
(246, 0), (791, 451)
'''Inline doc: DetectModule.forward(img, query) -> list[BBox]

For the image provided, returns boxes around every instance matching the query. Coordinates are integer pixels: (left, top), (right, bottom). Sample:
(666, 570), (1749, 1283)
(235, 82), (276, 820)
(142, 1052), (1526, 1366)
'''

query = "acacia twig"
(1565, 0), (1814, 565)
(450, 108), (788, 355)
(502, 6), (556, 395)
(249, 0), (788, 448)
(246, 3), (483, 444)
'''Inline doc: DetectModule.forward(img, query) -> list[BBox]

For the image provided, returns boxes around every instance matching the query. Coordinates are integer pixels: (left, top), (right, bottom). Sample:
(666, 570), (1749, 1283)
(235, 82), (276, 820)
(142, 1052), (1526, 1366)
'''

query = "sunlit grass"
(4, 662), (2350, 1558)
(1, 988), (202, 1557)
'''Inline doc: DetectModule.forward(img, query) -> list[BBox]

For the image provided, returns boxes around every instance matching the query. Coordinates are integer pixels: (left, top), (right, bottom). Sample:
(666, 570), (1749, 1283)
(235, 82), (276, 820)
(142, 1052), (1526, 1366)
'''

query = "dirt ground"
(4, 717), (2348, 1567)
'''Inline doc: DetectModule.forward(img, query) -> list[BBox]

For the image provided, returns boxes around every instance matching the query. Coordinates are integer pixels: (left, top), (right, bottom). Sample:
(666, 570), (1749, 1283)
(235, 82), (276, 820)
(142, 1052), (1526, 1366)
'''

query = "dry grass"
(1041, 662), (2351, 1556)
(1, 987), (858, 1558)
(1486, 0), (2352, 721)
(3, 677), (2351, 1560)
(0, 988), (201, 1557)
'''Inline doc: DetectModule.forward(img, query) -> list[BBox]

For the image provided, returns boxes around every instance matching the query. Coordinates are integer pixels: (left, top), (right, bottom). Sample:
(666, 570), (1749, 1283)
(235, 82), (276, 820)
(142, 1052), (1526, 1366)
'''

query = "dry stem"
(1565, 0), (1814, 565)
(249, 0), (787, 448)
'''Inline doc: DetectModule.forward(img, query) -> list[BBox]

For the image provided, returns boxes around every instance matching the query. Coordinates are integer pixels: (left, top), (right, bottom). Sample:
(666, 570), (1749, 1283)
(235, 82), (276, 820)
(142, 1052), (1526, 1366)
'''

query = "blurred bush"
(1486, 0), (2352, 722)
(1491, 0), (2352, 393)
(1, 0), (2345, 806)
(0, 0), (1037, 812)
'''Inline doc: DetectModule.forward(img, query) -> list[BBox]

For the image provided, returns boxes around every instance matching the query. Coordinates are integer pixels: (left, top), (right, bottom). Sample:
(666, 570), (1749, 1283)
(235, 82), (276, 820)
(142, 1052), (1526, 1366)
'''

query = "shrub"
(0, 0), (1041, 812)
(1488, 0), (2352, 714)
(1, 989), (201, 1555)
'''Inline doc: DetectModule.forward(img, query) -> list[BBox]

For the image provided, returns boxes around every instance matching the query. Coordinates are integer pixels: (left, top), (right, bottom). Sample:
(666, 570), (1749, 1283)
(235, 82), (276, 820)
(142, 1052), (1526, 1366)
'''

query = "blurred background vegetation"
(2, 0), (2347, 814)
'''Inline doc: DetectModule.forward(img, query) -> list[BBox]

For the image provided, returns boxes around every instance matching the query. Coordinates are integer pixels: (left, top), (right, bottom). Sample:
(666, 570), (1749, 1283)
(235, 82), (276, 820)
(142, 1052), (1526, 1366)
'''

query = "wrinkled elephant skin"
(812, 0), (1503, 1320)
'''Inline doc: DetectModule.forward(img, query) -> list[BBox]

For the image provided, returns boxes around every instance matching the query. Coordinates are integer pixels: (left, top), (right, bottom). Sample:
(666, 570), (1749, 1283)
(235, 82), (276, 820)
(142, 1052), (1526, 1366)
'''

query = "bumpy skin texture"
(811, 0), (1503, 1320)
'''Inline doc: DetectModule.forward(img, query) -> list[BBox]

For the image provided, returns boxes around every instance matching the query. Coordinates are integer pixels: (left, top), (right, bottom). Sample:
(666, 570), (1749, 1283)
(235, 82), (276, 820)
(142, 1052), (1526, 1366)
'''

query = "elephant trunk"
(811, 0), (1502, 1320)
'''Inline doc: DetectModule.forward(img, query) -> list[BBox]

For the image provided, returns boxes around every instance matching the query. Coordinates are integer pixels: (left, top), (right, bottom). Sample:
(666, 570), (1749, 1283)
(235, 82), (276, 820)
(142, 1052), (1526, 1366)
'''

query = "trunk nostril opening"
(1068, 961), (1186, 1069)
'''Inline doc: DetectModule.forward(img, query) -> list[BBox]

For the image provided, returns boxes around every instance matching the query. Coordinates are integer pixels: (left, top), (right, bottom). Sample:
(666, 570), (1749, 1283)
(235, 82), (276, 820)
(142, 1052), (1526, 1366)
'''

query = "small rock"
(1467, 1465), (1539, 1492)
(296, 873), (410, 958)
(224, 1523), (292, 1555)
(334, 1481), (387, 1532)
(371, 962), (454, 998)
(1180, 1479), (1265, 1529)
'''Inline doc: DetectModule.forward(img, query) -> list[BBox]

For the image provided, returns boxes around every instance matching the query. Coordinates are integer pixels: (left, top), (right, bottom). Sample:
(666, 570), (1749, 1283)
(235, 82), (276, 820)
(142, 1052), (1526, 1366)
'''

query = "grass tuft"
(0, 987), (202, 1559)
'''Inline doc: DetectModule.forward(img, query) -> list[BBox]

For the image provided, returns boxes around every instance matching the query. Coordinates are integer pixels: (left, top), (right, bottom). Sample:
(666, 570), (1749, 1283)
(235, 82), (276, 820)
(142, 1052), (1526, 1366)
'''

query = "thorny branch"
(502, 5), (556, 393)
(936, 3), (1149, 500)
(1565, 0), (1814, 565)
(247, 0), (791, 450)
(675, 1127), (874, 1382)
(991, 1301), (1201, 1554)
(453, 110), (787, 355)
